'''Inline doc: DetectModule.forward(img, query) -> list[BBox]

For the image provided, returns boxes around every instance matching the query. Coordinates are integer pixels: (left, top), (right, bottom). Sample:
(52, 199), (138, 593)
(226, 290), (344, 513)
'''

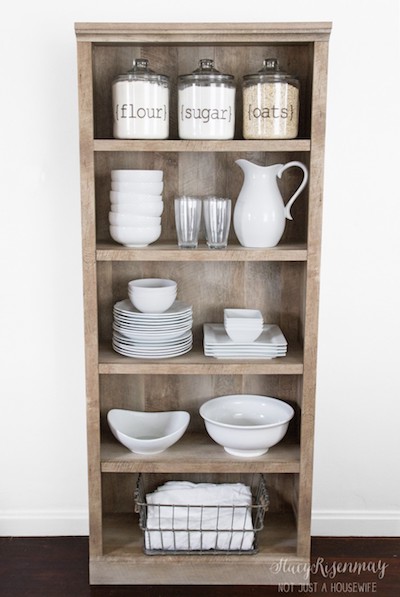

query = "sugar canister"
(178, 59), (235, 140)
(112, 58), (170, 139)
(242, 58), (300, 139)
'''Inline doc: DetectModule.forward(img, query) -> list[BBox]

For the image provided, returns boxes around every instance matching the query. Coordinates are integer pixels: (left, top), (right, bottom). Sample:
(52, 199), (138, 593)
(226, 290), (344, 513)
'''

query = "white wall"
(0, 0), (399, 537)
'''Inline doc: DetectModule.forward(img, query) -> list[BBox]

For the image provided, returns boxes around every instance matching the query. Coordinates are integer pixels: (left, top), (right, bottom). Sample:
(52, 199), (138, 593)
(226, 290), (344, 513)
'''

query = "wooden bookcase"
(75, 22), (331, 585)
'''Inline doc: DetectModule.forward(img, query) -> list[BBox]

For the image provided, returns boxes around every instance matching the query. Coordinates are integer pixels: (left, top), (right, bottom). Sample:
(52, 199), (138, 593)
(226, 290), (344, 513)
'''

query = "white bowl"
(199, 394), (294, 457)
(224, 309), (264, 343)
(111, 202), (164, 217)
(110, 191), (163, 204)
(128, 278), (177, 313)
(224, 328), (263, 343)
(111, 169), (163, 183)
(109, 224), (161, 247)
(224, 309), (263, 324)
(109, 212), (161, 227)
(107, 409), (190, 455)
(111, 181), (164, 194)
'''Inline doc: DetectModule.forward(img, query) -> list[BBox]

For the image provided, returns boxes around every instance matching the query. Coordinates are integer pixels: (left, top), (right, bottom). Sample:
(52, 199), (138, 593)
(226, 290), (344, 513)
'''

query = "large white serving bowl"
(110, 191), (163, 204)
(109, 224), (161, 247)
(108, 212), (161, 227)
(128, 278), (177, 313)
(111, 202), (164, 217)
(107, 409), (190, 455)
(111, 169), (163, 183)
(111, 181), (163, 194)
(199, 394), (294, 457)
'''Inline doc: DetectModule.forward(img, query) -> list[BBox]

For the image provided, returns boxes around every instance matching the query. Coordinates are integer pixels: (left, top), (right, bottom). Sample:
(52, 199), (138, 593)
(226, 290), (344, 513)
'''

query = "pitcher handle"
(277, 161), (309, 221)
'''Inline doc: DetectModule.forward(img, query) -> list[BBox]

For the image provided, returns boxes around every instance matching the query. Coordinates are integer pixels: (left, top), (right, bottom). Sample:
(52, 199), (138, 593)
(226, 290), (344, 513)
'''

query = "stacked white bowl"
(224, 308), (264, 343)
(109, 169), (164, 247)
(128, 278), (177, 313)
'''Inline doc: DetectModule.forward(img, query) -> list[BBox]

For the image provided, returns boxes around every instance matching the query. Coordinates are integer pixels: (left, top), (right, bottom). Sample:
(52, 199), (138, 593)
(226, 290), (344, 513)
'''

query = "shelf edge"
(100, 435), (300, 474)
(96, 243), (308, 262)
(93, 139), (311, 153)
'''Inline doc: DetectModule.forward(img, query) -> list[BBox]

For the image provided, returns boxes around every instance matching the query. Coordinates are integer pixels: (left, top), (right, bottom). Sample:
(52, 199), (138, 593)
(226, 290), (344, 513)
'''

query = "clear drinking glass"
(174, 197), (202, 248)
(203, 197), (231, 249)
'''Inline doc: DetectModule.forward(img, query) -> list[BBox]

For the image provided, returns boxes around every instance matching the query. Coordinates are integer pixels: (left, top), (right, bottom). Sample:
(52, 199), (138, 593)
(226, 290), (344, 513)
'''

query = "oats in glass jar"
(242, 58), (300, 140)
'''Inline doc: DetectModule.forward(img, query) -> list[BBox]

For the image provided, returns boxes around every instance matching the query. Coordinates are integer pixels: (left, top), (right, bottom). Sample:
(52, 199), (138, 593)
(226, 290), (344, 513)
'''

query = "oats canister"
(178, 59), (235, 140)
(242, 58), (300, 140)
(112, 58), (170, 139)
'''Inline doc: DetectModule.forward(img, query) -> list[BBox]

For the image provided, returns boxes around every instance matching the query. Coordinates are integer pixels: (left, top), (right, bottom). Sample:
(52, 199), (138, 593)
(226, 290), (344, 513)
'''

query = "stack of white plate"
(112, 299), (193, 359)
(109, 169), (164, 247)
(203, 323), (287, 359)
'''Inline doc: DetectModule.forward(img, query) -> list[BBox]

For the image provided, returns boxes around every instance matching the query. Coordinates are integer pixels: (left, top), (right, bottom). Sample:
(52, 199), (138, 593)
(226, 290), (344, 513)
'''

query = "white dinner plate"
(113, 314), (193, 326)
(112, 340), (193, 359)
(113, 330), (192, 347)
(113, 299), (192, 319)
(113, 323), (192, 340)
(203, 323), (287, 347)
(203, 323), (287, 359)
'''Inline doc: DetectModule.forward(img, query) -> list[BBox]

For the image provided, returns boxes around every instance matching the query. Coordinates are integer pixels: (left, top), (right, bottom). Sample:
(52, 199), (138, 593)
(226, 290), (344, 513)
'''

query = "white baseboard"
(0, 510), (89, 536)
(311, 510), (400, 536)
(1, 509), (399, 537)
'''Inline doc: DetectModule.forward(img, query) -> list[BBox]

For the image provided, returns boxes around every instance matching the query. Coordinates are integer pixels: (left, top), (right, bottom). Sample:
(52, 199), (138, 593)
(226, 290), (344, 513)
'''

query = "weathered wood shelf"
(96, 241), (308, 262)
(98, 344), (304, 375)
(94, 139), (311, 152)
(91, 512), (305, 585)
(76, 20), (331, 586)
(101, 434), (300, 473)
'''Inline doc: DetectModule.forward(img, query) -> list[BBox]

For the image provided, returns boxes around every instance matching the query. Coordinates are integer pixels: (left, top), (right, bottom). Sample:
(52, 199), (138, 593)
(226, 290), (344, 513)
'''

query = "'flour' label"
(112, 80), (169, 139)
(115, 104), (168, 122)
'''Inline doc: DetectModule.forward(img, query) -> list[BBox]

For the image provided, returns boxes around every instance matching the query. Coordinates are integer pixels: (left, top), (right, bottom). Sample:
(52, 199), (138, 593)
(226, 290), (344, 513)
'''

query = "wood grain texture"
(92, 511), (302, 585)
(100, 434), (300, 473)
(296, 40), (330, 559)
(96, 242), (308, 261)
(75, 21), (332, 43)
(77, 40), (103, 557)
(91, 42), (315, 141)
(76, 22), (331, 584)
(98, 344), (304, 375)
(94, 139), (311, 151)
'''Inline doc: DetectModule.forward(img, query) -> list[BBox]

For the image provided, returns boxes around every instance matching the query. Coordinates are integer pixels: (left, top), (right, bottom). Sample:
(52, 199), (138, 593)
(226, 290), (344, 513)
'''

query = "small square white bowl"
(224, 308), (263, 323)
(224, 309), (263, 343)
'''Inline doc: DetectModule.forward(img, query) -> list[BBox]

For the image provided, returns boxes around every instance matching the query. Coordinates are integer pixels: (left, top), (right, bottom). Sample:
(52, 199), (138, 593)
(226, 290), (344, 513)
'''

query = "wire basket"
(134, 473), (269, 555)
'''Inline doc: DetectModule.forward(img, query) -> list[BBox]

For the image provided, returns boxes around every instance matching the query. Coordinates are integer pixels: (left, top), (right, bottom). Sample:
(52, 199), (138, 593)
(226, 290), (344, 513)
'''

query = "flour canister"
(112, 58), (170, 139)
(242, 58), (300, 140)
(178, 59), (235, 140)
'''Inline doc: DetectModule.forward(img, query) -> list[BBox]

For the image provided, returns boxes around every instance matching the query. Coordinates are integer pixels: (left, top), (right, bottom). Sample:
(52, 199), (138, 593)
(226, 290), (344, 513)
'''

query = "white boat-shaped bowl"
(107, 409), (190, 454)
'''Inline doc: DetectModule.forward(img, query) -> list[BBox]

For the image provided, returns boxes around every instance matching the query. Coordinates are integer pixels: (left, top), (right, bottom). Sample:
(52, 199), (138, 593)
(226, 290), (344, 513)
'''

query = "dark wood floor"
(0, 537), (399, 597)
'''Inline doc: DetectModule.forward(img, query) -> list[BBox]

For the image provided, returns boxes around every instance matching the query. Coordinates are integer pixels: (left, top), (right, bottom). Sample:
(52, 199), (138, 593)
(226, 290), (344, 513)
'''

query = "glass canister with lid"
(242, 58), (300, 139)
(112, 58), (170, 139)
(178, 59), (235, 140)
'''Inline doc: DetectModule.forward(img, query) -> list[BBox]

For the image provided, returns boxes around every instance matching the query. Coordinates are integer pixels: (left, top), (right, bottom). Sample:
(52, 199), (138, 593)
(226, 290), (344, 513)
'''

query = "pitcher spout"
(235, 158), (253, 174)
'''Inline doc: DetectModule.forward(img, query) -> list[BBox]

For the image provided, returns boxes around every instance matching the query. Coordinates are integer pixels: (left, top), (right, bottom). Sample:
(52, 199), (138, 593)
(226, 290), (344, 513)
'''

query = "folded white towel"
(144, 481), (255, 551)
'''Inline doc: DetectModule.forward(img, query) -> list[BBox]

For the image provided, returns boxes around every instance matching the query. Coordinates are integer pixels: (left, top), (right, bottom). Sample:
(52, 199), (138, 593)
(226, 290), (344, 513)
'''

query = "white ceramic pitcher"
(233, 159), (309, 248)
